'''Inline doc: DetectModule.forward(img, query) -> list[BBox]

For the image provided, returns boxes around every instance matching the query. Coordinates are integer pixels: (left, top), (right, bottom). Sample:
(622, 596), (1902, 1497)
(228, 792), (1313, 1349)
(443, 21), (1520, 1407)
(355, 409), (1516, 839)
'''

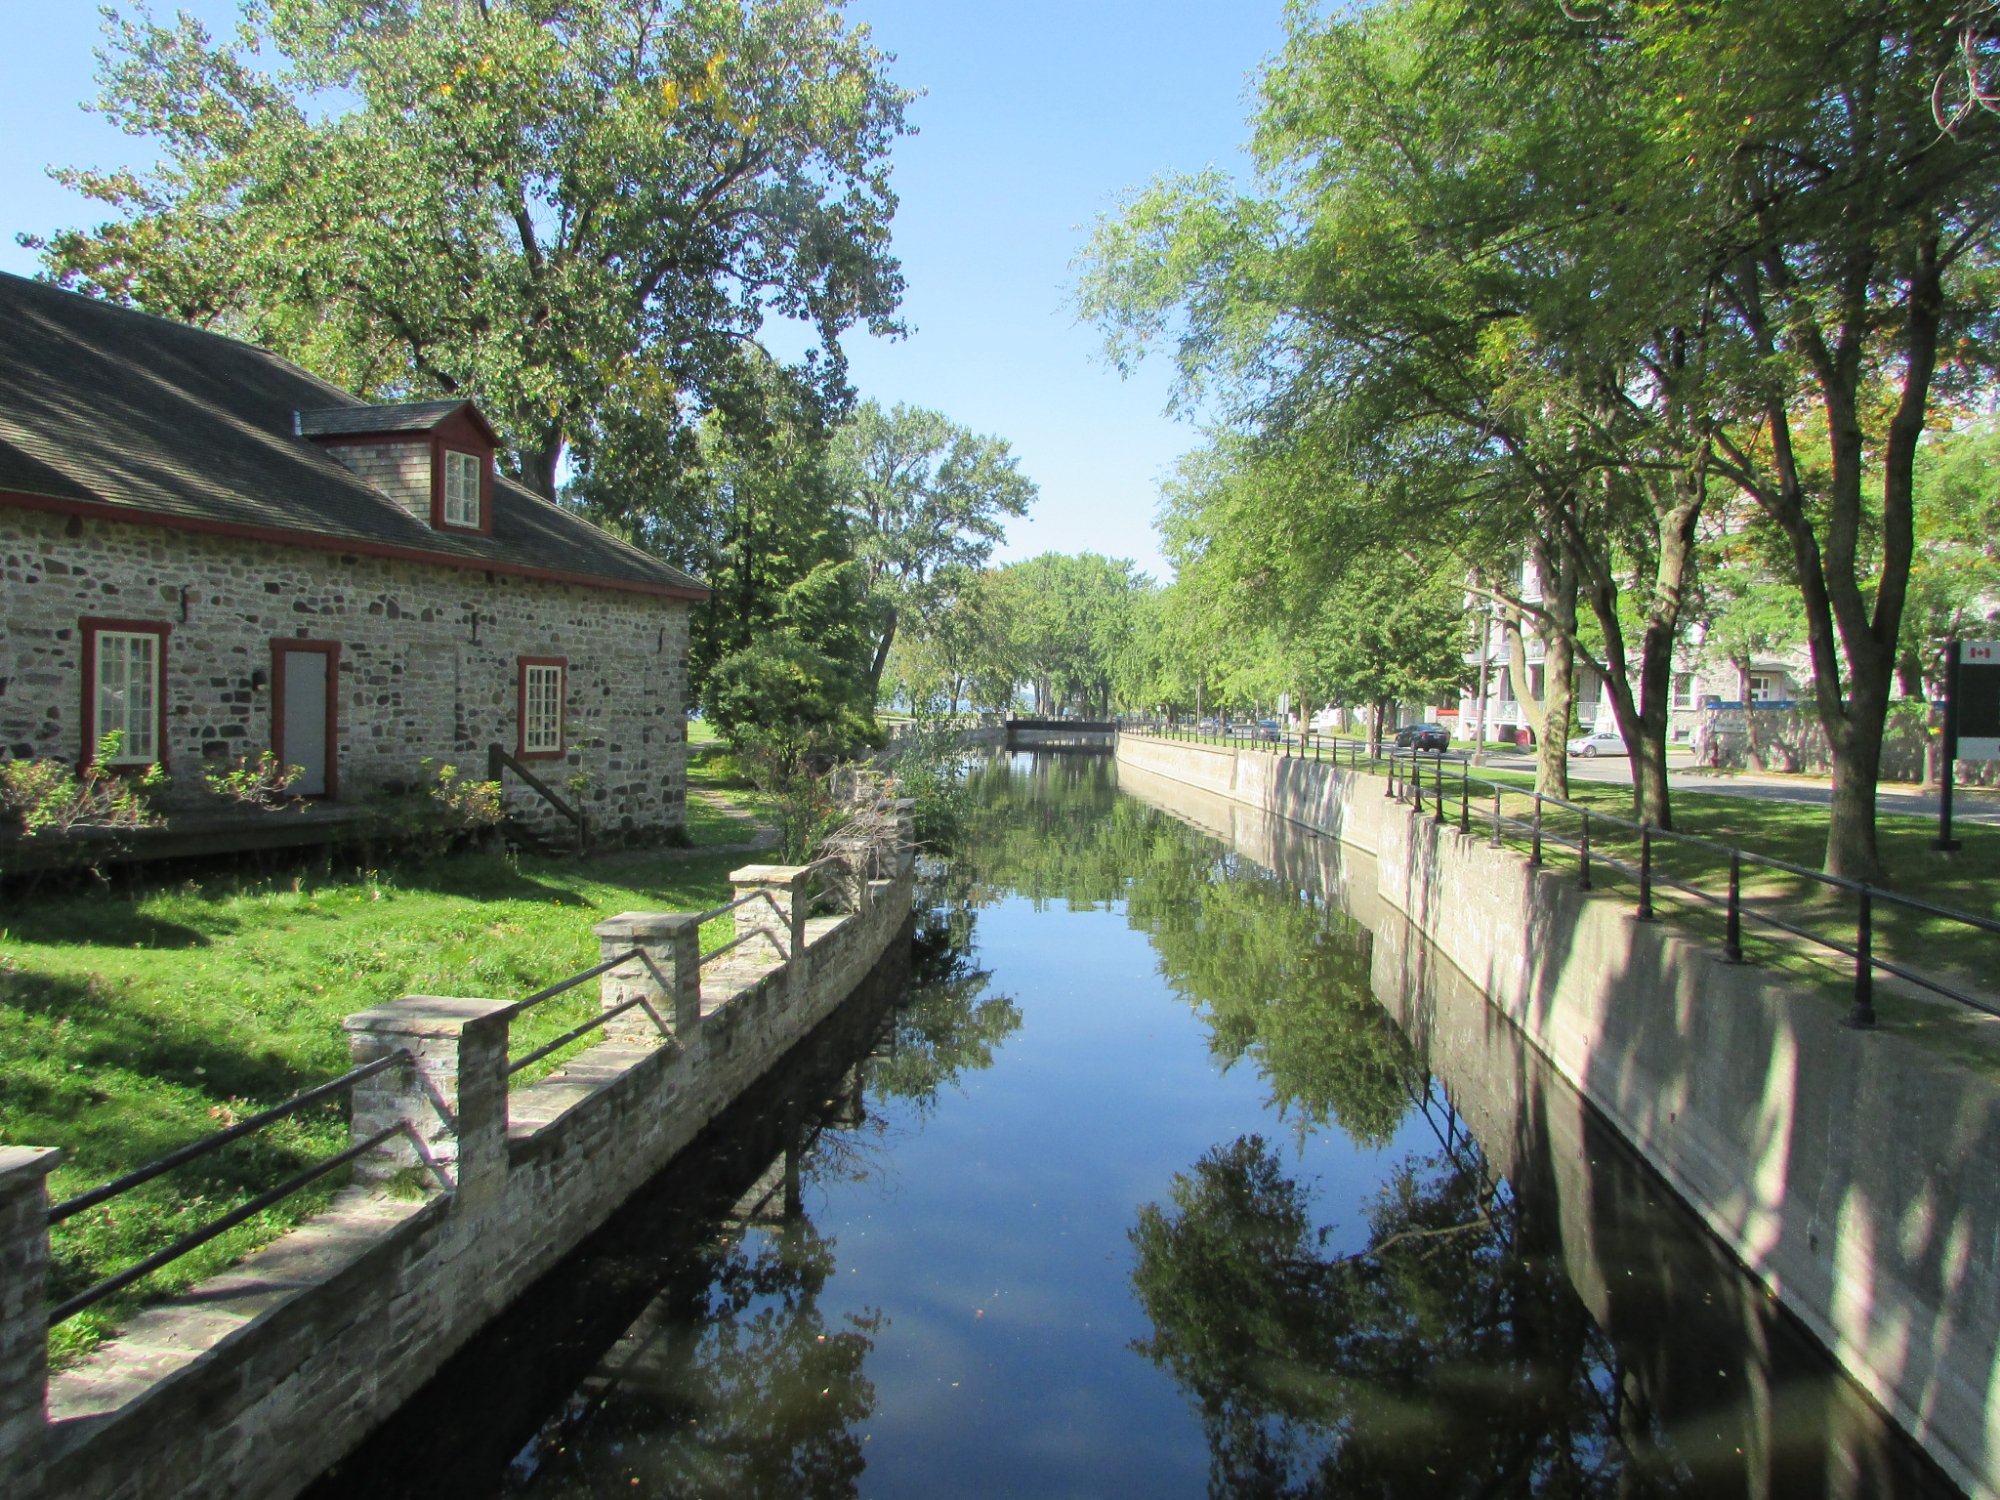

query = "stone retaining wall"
(1116, 732), (2000, 1500)
(0, 818), (914, 1500)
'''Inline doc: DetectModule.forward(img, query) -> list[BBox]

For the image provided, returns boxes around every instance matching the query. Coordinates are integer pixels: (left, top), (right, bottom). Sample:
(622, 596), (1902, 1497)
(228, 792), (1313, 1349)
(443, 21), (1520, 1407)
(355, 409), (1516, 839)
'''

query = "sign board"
(1960, 641), (2000, 760)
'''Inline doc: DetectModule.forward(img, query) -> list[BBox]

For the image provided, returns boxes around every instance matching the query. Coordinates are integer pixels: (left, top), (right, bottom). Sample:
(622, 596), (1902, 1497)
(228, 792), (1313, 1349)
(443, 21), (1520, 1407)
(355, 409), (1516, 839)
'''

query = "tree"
(832, 402), (1037, 700)
(990, 553), (1145, 718)
(37, 0), (911, 500)
(1300, 559), (1466, 755)
(1628, 0), (2000, 876)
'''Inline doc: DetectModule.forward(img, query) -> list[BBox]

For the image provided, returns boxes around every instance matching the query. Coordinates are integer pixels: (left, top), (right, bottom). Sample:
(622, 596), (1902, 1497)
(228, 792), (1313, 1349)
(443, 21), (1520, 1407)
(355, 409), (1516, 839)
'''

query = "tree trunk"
(867, 606), (899, 706)
(1531, 542), (1577, 801)
(521, 437), (562, 502)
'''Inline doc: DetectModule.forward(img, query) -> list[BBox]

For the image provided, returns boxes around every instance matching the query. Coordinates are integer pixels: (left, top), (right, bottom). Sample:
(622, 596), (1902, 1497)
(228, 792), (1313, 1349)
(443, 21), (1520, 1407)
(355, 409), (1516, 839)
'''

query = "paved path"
(1470, 749), (2000, 828)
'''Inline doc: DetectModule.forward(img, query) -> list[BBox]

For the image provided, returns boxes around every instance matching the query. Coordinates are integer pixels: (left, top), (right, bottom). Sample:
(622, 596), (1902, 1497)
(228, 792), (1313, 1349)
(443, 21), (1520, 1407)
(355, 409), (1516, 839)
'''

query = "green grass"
(1, 842), (749, 1365)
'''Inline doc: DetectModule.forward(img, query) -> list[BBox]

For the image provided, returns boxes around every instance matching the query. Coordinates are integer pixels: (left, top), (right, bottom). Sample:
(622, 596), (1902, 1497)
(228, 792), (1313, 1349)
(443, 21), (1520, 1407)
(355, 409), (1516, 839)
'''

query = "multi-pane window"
(91, 626), (163, 763)
(443, 449), (482, 528)
(1672, 672), (1697, 710)
(521, 660), (564, 756)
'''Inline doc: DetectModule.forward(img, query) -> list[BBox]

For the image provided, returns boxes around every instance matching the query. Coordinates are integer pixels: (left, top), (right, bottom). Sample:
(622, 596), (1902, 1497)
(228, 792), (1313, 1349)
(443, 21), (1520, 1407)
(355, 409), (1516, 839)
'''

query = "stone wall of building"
(0, 508), (692, 840)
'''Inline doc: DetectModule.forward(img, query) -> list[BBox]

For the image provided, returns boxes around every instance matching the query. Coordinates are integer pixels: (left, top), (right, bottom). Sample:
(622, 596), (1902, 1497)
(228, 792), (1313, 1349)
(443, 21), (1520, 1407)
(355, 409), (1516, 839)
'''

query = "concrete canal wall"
(1117, 734), (2000, 1500)
(0, 834), (915, 1500)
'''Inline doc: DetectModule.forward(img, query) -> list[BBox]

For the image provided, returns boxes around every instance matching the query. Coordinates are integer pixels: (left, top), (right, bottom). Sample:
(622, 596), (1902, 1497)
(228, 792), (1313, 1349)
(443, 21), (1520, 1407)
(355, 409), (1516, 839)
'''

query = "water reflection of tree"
(1130, 1121), (1690, 1500)
(1128, 850), (1418, 1149)
(863, 889), (1023, 1115)
(513, 1215), (878, 1499)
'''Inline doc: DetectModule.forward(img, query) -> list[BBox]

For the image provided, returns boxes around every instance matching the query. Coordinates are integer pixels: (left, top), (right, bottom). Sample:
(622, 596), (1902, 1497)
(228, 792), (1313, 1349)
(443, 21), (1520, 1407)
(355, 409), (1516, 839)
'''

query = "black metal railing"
(1122, 727), (1999, 1027)
(46, 1052), (414, 1323)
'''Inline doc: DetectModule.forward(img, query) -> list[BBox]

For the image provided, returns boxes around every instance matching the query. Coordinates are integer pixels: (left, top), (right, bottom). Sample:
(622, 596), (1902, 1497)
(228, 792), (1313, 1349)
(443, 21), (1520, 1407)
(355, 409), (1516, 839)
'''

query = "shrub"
(0, 735), (165, 839)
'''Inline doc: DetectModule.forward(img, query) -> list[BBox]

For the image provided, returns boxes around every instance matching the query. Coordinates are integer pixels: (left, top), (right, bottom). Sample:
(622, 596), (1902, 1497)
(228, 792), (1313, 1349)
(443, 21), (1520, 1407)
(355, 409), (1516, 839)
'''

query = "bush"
(1, 735), (165, 840)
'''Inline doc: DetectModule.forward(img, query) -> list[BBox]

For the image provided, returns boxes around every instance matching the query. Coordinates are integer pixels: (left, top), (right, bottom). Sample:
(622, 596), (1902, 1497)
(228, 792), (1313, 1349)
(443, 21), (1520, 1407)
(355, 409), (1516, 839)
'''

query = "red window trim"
(270, 639), (342, 801)
(79, 617), (171, 770)
(429, 438), (494, 536)
(517, 656), (568, 760)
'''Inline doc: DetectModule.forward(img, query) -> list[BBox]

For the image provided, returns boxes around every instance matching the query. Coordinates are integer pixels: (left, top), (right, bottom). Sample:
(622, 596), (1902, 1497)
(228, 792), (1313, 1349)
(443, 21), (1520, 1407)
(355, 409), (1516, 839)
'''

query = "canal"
(310, 753), (1960, 1498)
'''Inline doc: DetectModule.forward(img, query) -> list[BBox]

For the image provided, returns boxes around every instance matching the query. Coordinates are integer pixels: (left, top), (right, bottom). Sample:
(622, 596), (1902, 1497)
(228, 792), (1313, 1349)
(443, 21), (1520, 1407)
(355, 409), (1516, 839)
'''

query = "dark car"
(1253, 718), (1282, 742)
(1394, 722), (1450, 752)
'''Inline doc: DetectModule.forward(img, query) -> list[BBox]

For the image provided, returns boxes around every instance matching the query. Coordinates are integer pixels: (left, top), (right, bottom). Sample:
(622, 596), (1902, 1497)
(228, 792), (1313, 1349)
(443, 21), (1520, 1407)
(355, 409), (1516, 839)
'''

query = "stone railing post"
(886, 797), (916, 877)
(592, 912), (702, 1042)
(342, 997), (513, 1201)
(817, 839), (872, 914)
(0, 1148), (62, 1500)
(728, 866), (811, 993)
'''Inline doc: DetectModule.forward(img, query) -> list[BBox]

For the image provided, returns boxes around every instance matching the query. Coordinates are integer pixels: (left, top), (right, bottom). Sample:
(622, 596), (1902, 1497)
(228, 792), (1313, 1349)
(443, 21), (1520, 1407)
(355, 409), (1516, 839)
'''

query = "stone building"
(0, 273), (707, 845)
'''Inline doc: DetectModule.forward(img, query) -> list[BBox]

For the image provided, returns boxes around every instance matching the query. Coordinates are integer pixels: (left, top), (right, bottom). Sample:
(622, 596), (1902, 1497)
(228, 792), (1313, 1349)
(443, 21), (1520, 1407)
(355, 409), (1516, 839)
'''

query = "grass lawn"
(1, 835), (755, 1366)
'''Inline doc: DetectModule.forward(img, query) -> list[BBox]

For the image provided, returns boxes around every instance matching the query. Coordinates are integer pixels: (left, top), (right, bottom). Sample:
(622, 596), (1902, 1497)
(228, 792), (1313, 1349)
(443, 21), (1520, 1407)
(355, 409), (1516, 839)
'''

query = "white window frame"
(1672, 671), (1697, 710)
(443, 449), (482, 528)
(90, 626), (164, 764)
(1749, 672), (1785, 703)
(521, 660), (564, 757)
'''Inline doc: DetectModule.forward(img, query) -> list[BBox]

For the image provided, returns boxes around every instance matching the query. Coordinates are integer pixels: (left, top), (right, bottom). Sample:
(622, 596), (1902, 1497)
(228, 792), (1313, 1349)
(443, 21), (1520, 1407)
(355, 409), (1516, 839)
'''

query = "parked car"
(1394, 722), (1450, 752)
(1196, 717), (1219, 733)
(1254, 719), (1282, 742)
(1309, 706), (1341, 733)
(1567, 728), (1628, 758)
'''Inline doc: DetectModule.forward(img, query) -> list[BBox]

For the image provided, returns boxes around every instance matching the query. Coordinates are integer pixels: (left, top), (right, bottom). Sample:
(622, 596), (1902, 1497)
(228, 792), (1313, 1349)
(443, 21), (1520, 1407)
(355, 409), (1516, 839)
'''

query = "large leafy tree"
(832, 401), (1037, 701)
(37, 0), (911, 499)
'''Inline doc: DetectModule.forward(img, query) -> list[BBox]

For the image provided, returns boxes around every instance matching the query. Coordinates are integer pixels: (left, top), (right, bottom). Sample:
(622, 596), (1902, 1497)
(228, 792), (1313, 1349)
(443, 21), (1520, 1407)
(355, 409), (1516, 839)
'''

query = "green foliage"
(833, 400), (1038, 699)
(0, 736), (165, 841)
(882, 713), (975, 850)
(41, 0), (912, 498)
(420, 760), (505, 832)
(202, 752), (305, 811)
(988, 552), (1147, 718)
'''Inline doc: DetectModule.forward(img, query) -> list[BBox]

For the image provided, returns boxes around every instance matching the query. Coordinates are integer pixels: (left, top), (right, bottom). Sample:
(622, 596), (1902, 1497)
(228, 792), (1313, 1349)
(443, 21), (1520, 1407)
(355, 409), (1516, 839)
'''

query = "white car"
(1566, 728), (1627, 758)
(1309, 707), (1341, 732)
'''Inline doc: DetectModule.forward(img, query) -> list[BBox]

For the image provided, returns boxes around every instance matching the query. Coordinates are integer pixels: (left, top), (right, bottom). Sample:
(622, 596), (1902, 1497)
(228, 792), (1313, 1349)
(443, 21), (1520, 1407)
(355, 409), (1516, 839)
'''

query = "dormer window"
(443, 450), (482, 528)
(299, 400), (499, 537)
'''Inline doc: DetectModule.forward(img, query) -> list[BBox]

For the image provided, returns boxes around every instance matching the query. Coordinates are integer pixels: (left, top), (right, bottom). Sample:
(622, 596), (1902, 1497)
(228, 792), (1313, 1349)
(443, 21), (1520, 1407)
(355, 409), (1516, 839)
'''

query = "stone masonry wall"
(0, 508), (692, 840)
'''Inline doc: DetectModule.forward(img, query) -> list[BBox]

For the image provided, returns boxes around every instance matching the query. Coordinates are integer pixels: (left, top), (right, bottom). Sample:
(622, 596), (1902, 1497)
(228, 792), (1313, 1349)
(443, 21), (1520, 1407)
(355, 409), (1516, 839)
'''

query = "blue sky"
(0, 2), (1286, 579)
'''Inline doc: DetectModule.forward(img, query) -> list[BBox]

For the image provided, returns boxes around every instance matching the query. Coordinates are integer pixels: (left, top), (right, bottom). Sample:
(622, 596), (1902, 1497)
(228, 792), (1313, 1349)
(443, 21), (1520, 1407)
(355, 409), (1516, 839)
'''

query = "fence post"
(1579, 809), (1593, 890)
(1459, 761), (1470, 835)
(342, 997), (514, 1197)
(1725, 851), (1743, 962)
(593, 912), (704, 1043)
(1530, 794), (1543, 866)
(0, 1148), (63, 1500)
(1848, 887), (1877, 1029)
(1490, 785), (1503, 848)
(1636, 824), (1656, 920)
(1434, 755), (1447, 826)
(729, 865), (813, 996)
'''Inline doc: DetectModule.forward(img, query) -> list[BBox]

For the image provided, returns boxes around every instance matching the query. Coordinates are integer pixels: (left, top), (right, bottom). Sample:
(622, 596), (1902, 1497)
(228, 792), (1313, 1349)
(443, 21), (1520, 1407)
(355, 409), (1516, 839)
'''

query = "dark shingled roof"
(0, 273), (705, 598)
(295, 401), (470, 437)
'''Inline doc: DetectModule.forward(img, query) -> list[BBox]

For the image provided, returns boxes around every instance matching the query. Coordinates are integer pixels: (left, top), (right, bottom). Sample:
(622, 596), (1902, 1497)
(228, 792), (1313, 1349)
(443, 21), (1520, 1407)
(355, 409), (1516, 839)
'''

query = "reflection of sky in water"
(329, 757), (1958, 1500)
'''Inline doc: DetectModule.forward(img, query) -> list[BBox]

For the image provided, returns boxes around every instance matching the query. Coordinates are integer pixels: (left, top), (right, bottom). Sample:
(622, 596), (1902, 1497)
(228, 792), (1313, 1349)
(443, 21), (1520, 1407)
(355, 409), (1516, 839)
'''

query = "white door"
(276, 646), (334, 798)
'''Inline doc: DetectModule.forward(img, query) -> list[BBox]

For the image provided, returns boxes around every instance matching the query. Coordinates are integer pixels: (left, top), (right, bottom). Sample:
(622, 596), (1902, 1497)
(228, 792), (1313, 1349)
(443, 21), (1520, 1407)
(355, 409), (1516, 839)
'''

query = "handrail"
(1124, 726), (1999, 1027)
(51, 1124), (408, 1324)
(48, 1052), (409, 1225)
(45, 1052), (417, 1323)
(488, 743), (589, 855)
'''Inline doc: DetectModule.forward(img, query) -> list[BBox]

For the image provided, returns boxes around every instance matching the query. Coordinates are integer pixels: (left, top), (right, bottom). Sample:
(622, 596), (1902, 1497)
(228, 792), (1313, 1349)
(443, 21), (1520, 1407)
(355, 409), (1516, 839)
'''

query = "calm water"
(313, 753), (1960, 1499)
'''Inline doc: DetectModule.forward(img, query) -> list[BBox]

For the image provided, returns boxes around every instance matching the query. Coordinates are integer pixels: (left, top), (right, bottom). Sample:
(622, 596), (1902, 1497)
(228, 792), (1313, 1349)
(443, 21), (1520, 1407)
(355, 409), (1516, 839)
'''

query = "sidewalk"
(1474, 749), (2000, 827)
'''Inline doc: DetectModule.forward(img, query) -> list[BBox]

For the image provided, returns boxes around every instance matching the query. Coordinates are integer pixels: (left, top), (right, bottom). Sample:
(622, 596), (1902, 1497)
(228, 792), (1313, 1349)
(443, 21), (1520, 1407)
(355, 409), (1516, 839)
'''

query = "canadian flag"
(1971, 643), (1999, 662)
